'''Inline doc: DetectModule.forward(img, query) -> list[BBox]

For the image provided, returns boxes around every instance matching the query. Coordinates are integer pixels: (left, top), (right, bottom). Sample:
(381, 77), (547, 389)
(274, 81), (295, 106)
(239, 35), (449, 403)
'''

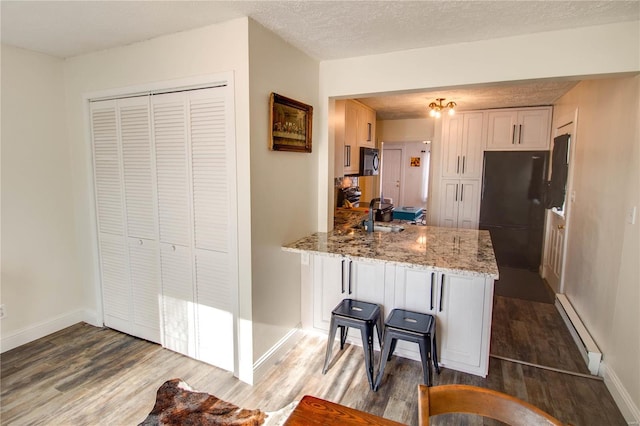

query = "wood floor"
(1, 296), (626, 426)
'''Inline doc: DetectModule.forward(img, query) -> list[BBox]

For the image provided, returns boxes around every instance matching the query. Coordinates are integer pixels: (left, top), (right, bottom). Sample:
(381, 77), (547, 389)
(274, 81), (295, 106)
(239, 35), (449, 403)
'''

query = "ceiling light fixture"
(428, 98), (456, 118)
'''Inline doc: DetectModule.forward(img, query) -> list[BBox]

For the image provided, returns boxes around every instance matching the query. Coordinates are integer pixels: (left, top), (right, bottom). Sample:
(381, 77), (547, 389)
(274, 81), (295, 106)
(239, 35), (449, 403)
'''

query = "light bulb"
(448, 108), (455, 116)
(429, 109), (436, 117)
(435, 110), (441, 118)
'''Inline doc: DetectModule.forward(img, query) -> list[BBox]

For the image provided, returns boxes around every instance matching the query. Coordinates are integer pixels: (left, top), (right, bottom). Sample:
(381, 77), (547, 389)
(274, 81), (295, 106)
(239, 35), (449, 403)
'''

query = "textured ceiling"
(1, 1), (636, 119)
(2, 1), (638, 60)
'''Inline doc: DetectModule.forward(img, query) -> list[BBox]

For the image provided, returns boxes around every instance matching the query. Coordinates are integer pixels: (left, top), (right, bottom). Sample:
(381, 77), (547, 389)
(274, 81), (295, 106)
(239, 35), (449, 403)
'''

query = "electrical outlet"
(0, 304), (5, 319)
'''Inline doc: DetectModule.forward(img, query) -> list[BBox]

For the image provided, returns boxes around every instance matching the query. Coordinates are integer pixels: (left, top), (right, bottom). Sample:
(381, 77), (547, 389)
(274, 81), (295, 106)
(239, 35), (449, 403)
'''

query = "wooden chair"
(418, 384), (567, 426)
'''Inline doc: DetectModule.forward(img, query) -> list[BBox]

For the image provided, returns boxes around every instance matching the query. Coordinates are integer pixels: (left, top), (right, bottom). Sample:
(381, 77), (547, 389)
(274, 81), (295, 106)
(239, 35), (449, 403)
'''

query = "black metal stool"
(374, 308), (440, 391)
(322, 299), (383, 390)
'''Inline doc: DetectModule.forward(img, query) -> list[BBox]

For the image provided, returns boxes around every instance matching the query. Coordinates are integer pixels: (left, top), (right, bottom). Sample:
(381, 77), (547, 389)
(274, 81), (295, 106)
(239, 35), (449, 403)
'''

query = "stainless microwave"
(359, 147), (379, 176)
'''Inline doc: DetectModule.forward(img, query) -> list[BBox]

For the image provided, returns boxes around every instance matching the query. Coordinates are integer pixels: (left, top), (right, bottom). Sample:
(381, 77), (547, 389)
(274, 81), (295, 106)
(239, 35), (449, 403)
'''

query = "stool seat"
(322, 299), (383, 390)
(385, 309), (434, 334)
(374, 308), (440, 391)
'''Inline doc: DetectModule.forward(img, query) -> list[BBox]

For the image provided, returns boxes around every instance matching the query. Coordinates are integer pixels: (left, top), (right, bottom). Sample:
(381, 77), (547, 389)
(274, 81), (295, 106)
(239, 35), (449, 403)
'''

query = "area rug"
(139, 379), (267, 426)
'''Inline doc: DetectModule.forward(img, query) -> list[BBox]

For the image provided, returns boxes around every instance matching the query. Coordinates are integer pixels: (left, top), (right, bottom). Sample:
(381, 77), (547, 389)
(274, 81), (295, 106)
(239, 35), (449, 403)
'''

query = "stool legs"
(417, 337), (432, 386)
(373, 331), (393, 391)
(322, 315), (338, 374)
(359, 322), (376, 390)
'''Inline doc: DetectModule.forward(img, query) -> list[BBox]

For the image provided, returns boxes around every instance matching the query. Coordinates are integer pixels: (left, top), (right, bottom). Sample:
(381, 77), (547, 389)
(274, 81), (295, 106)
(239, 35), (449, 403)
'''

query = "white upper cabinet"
(486, 107), (551, 150)
(441, 112), (484, 179)
(335, 100), (377, 177)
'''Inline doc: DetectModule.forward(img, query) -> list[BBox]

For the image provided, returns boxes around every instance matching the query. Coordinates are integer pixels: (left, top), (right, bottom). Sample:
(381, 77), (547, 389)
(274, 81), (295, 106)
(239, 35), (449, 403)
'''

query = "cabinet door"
(438, 179), (460, 228)
(358, 106), (376, 149)
(517, 108), (551, 149)
(350, 260), (385, 306)
(391, 267), (437, 314)
(99, 233), (131, 333)
(460, 113), (484, 179)
(486, 110), (517, 150)
(457, 180), (481, 229)
(436, 273), (486, 368)
(312, 255), (346, 331)
(344, 101), (359, 175)
(440, 115), (463, 178)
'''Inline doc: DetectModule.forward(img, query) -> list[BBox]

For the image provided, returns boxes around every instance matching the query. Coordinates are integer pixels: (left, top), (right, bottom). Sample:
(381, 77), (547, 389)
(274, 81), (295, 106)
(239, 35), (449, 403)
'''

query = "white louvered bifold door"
(91, 100), (132, 333)
(188, 88), (238, 372)
(120, 97), (162, 343)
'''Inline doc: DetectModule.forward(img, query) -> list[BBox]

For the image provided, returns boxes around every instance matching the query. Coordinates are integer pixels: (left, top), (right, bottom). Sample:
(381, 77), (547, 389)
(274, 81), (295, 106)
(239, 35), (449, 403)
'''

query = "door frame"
(542, 107), (579, 294)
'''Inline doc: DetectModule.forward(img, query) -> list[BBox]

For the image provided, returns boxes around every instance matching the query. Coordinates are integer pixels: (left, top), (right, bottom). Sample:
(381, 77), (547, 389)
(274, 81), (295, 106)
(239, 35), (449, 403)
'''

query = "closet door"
(91, 100), (131, 333)
(120, 97), (161, 343)
(152, 93), (195, 356)
(189, 88), (237, 372)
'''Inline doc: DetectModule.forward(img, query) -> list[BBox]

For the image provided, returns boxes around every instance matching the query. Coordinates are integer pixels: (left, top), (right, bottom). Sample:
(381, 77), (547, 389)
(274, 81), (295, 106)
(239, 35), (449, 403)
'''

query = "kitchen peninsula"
(283, 218), (499, 377)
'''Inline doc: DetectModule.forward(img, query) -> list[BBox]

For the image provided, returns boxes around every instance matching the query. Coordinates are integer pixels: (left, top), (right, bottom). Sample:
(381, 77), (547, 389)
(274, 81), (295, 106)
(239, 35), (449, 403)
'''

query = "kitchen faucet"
(364, 198), (380, 233)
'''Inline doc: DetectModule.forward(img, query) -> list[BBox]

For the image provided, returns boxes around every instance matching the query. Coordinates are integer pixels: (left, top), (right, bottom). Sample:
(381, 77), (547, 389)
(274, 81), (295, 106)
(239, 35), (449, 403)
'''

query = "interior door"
(543, 111), (576, 293)
(382, 148), (402, 205)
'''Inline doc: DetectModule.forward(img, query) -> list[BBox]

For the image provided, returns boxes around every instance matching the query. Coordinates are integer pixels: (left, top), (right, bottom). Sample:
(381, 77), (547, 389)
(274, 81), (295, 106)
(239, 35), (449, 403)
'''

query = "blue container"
(393, 206), (424, 221)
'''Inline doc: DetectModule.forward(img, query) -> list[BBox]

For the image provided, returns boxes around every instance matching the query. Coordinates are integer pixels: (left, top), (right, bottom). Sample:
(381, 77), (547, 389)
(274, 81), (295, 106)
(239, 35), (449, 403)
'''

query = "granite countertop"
(283, 214), (499, 279)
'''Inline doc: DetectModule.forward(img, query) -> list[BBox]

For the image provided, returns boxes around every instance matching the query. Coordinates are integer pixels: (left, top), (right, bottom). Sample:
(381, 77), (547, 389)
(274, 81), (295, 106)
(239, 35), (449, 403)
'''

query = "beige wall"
(377, 118), (434, 143)
(247, 20), (319, 363)
(553, 75), (639, 415)
(1, 45), (85, 347)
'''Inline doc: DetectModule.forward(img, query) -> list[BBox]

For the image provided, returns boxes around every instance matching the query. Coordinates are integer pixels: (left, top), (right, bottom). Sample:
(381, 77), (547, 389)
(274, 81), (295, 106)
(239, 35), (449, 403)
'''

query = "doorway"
(381, 148), (402, 205)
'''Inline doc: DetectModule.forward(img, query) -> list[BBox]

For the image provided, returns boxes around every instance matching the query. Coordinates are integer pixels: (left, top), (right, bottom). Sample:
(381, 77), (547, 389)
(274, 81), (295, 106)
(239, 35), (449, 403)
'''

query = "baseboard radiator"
(555, 294), (602, 375)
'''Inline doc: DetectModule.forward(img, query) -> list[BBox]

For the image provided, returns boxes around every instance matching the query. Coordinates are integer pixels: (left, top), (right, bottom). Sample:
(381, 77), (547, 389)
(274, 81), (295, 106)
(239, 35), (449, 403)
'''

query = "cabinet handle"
(348, 260), (353, 294)
(439, 274), (445, 312)
(430, 272), (435, 311)
(345, 145), (351, 167)
(519, 124), (523, 144)
(367, 122), (372, 142)
(512, 125), (517, 144)
(455, 184), (458, 202)
(457, 156), (460, 174)
(462, 156), (466, 174)
(460, 184), (464, 202)
(341, 259), (345, 294)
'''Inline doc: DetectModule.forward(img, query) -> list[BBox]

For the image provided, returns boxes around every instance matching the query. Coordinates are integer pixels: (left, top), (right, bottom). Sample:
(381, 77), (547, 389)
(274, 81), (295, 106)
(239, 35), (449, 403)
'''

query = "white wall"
(318, 21), (640, 231)
(378, 118), (435, 209)
(553, 76), (639, 421)
(0, 45), (86, 350)
(61, 19), (255, 381)
(247, 20), (319, 363)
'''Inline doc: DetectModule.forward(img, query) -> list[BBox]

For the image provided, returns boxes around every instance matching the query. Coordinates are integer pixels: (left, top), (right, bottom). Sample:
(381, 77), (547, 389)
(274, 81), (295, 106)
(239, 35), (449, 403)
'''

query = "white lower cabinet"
(309, 254), (494, 377)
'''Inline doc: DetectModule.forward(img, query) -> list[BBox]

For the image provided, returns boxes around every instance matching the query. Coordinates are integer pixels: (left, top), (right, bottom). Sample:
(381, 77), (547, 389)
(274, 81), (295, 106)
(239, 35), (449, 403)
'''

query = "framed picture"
(269, 93), (313, 153)
(410, 157), (421, 167)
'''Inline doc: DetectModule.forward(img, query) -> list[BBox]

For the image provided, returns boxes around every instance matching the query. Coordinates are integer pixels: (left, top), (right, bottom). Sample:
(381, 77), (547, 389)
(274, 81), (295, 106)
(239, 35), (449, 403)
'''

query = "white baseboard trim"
(0, 309), (99, 353)
(252, 326), (303, 385)
(602, 362), (640, 425)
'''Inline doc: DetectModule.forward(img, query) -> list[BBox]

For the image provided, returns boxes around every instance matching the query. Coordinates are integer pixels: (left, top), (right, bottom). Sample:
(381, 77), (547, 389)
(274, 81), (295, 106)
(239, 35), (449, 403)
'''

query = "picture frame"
(269, 92), (313, 153)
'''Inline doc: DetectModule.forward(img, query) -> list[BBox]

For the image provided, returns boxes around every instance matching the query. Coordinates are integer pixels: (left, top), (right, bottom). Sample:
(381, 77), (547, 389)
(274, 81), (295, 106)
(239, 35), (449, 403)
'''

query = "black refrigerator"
(479, 151), (549, 271)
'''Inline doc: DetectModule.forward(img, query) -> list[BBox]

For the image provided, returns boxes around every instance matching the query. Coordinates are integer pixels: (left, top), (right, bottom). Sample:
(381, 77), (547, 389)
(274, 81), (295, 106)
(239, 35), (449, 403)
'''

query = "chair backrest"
(418, 384), (566, 426)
